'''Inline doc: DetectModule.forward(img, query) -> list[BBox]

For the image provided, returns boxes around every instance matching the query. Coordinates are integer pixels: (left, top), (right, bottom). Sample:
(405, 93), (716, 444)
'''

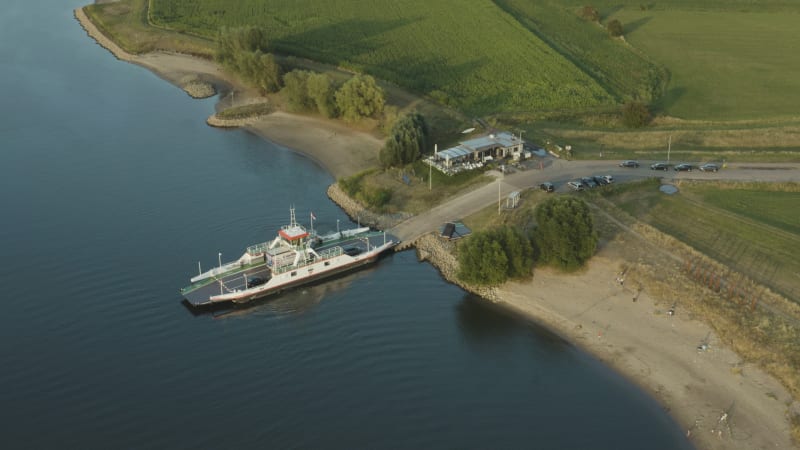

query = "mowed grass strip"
(630, 190), (800, 303)
(697, 188), (800, 235)
(608, 7), (800, 120)
(149, 0), (614, 115)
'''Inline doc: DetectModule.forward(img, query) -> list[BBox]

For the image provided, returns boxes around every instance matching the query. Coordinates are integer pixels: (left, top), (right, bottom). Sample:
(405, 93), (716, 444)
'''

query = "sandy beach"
(75, 8), (798, 449)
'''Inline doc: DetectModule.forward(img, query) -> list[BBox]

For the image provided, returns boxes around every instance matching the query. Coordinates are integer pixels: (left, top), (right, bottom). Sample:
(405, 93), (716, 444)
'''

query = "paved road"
(389, 159), (800, 242)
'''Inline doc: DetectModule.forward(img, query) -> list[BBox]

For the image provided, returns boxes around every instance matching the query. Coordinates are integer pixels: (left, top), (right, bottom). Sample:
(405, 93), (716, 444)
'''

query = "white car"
(567, 181), (584, 191)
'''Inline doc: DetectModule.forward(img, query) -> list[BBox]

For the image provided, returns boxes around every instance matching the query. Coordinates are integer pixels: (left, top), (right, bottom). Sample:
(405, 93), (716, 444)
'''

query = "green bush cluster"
(458, 226), (534, 286)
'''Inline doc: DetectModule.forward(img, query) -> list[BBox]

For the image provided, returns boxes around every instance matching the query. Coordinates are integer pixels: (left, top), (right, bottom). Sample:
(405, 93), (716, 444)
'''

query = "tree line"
(457, 196), (598, 286)
(215, 26), (388, 123)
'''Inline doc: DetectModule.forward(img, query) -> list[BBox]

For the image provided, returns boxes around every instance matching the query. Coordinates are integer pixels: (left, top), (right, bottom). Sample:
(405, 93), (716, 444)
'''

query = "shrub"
(607, 19), (624, 37)
(580, 6), (600, 22)
(622, 101), (651, 128)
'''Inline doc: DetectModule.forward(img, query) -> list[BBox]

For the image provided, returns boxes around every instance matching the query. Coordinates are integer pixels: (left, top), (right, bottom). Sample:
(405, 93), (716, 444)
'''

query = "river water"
(0, 1), (693, 449)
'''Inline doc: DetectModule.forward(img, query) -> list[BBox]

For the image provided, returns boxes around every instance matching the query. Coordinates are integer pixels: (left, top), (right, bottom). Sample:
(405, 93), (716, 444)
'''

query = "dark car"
(592, 175), (609, 185)
(650, 162), (670, 171)
(699, 163), (720, 172)
(619, 160), (640, 168)
(674, 163), (693, 172)
(539, 182), (555, 193)
(344, 247), (362, 256)
(581, 177), (598, 188)
(247, 276), (267, 288)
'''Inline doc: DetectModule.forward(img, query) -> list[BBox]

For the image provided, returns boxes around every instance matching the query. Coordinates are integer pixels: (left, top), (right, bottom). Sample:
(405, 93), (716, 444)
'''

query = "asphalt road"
(389, 159), (800, 242)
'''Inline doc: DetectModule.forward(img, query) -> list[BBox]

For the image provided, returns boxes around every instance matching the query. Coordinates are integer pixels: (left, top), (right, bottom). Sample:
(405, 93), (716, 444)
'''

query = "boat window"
(291, 271), (297, 277)
(324, 261), (330, 266)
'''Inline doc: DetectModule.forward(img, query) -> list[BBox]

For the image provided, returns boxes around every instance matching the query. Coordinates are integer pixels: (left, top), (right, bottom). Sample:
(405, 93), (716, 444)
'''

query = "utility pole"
(667, 135), (672, 164)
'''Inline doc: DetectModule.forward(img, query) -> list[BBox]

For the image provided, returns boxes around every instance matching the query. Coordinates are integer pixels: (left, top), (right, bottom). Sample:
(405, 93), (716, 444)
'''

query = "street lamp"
(218, 252), (222, 269)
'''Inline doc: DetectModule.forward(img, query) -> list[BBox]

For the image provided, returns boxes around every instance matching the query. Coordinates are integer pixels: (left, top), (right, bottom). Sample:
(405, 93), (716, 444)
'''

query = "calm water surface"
(0, 1), (693, 448)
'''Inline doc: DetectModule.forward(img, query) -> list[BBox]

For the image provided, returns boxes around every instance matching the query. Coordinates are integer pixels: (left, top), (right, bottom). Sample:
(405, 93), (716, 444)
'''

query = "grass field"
(605, 5), (800, 120)
(605, 181), (800, 302)
(84, 0), (213, 57)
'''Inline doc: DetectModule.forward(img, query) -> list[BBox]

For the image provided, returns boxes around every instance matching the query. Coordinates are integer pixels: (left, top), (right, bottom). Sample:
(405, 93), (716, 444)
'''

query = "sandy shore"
(75, 8), (798, 449)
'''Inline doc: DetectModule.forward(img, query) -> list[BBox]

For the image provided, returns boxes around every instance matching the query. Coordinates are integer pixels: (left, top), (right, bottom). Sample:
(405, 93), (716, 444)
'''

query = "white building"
(433, 131), (525, 170)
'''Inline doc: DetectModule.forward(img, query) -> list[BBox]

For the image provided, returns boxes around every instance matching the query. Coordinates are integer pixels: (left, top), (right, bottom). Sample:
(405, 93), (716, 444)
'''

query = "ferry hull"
(182, 240), (395, 308)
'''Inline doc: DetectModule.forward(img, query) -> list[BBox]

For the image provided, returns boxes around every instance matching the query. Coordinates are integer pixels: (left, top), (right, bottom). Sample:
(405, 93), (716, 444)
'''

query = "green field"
(604, 5), (800, 120)
(607, 181), (800, 302)
(148, 0), (629, 115)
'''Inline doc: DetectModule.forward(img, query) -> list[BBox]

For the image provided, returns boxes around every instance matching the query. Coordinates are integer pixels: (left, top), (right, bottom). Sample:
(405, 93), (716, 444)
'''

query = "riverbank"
(75, 8), (798, 449)
(75, 6), (382, 180)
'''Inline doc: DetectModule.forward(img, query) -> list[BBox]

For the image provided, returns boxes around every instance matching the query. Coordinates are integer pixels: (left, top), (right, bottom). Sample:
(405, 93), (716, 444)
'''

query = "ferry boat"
(181, 208), (397, 307)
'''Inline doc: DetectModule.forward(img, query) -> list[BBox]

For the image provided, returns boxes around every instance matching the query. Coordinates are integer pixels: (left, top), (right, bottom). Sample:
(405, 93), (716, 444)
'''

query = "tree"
(458, 226), (534, 286)
(607, 19), (624, 37)
(379, 112), (428, 168)
(215, 27), (282, 95)
(335, 74), (385, 122)
(282, 70), (314, 111)
(457, 231), (509, 286)
(532, 197), (597, 271)
(622, 101), (651, 128)
(580, 6), (600, 22)
(306, 73), (338, 118)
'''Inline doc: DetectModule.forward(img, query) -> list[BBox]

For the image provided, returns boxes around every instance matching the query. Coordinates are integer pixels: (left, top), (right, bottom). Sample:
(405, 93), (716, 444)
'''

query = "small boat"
(181, 208), (396, 307)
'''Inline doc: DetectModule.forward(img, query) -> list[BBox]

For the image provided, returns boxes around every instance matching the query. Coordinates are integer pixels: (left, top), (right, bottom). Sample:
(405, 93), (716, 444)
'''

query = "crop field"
(149, 0), (619, 115)
(602, 4), (800, 120)
(494, 1), (666, 103)
(607, 182), (800, 303)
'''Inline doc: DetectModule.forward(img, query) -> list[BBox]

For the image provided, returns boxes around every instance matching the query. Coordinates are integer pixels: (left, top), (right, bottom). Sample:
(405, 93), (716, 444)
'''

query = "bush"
(607, 19), (624, 37)
(532, 197), (597, 271)
(622, 101), (651, 128)
(580, 6), (600, 22)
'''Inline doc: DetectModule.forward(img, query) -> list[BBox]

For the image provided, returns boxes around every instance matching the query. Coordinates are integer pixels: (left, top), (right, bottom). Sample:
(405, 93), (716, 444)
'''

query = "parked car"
(650, 162), (670, 171)
(593, 175), (612, 185)
(580, 177), (597, 188)
(247, 276), (267, 288)
(539, 182), (555, 193)
(567, 181), (584, 191)
(699, 163), (720, 172)
(674, 163), (693, 172)
(619, 160), (640, 168)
